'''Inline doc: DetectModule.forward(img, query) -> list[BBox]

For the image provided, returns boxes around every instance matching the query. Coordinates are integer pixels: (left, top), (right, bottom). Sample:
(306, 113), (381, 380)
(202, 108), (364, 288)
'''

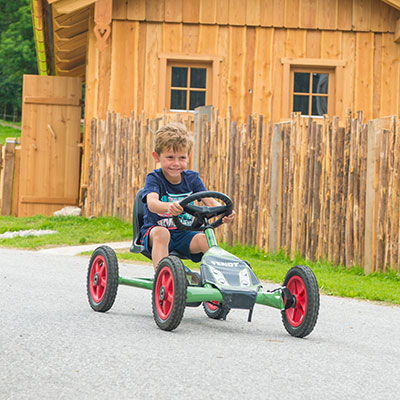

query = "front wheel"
(152, 256), (187, 331)
(203, 301), (230, 320)
(87, 246), (119, 312)
(281, 265), (319, 338)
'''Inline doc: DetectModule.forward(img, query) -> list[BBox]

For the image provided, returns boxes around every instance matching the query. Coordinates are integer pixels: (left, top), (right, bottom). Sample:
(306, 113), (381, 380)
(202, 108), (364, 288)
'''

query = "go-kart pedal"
(184, 265), (202, 307)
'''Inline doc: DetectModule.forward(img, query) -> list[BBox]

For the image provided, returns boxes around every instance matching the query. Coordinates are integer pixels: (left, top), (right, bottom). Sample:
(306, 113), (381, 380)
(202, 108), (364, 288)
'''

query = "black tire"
(203, 301), (230, 320)
(87, 245), (119, 312)
(152, 256), (187, 331)
(281, 265), (319, 338)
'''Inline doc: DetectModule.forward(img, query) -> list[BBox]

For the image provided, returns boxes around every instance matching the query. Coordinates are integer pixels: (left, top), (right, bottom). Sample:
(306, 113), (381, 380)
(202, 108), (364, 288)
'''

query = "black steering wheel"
(172, 191), (233, 231)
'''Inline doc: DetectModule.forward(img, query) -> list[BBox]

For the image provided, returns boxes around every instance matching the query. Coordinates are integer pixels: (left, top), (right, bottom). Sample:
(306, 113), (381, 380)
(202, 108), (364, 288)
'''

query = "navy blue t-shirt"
(140, 168), (207, 238)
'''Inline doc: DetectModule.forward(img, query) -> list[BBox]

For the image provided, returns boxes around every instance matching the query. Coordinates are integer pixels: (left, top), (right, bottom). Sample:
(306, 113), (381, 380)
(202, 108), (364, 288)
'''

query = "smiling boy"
(140, 122), (235, 271)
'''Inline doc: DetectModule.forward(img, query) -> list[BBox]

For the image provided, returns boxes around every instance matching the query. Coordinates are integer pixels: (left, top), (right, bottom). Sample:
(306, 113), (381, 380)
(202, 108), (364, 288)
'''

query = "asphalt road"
(1, 247), (400, 400)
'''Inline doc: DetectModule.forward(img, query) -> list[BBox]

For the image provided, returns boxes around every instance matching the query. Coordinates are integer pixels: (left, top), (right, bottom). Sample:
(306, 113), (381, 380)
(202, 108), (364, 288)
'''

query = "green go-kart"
(87, 190), (319, 337)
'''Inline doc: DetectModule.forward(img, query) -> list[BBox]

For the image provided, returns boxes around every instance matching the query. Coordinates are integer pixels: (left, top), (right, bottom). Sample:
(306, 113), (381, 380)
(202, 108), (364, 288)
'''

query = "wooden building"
(25, 0), (400, 213)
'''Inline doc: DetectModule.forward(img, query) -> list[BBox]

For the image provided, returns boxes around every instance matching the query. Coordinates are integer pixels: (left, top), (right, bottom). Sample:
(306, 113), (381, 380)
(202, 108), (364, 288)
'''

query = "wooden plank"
(300, 0), (317, 29)
(253, 27), (274, 117)
(272, 0), (285, 27)
(380, 34), (399, 116)
(352, 0), (371, 31)
(318, 0), (337, 30)
(284, 0), (300, 28)
(337, 0), (353, 31)
(24, 96), (81, 106)
(246, 0), (261, 26)
(1, 141), (16, 216)
(199, 0), (217, 24)
(182, 24), (199, 53)
(306, 30), (321, 58)
(145, 0), (165, 21)
(354, 32), (374, 120)
(271, 29), (286, 121)
(11, 146), (21, 217)
(371, 0), (391, 32)
(20, 196), (77, 205)
(269, 123), (282, 252)
(244, 27), (256, 116)
(127, 0), (146, 20)
(112, 0), (127, 19)
(109, 21), (136, 115)
(183, 0), (200, 23)
(228, 0), (246, 26)
(165, 0), (183, 22)
(162, 22), (182, 52)
(216, 0), (229, 24)
(320, 31), (341, 59)
(197, 25), (218, 53)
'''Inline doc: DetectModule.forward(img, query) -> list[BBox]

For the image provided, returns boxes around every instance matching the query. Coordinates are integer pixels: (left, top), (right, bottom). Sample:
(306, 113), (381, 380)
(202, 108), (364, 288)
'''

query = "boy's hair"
(154, 122), (194, 155)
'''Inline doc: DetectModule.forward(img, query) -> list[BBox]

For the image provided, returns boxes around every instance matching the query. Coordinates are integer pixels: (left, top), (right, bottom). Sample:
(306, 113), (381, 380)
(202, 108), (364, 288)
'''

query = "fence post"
(269, 123), (282, 253)
(1, 139), (16, 216)
(364, 120), (375, 274)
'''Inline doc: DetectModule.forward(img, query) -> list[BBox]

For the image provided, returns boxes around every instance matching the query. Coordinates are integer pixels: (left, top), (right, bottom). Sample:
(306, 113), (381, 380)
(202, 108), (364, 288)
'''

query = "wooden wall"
(81, 0), (400, 184)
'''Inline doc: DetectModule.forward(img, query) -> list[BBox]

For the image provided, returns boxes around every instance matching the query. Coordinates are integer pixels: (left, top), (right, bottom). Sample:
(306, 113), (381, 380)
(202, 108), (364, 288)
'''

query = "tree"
(0, 0), (37, 120)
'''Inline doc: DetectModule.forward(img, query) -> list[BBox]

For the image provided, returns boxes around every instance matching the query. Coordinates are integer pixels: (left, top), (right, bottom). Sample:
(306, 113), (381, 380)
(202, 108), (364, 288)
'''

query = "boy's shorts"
(143, 228), (203, 263)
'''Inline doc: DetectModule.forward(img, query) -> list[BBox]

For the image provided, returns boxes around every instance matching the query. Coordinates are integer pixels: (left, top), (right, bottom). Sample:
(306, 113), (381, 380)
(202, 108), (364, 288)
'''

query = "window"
(292, 69), (333, 116)
(167, 63), (211, 111)
(293, 71), (330, 116)
(281, 58), (346, 119)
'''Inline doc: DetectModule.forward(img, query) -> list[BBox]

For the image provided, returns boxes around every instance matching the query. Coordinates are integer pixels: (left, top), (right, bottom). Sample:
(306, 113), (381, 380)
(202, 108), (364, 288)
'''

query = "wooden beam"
(381, 0), (400, 11)
(49, 0), (97, 14)
(395, 18), (400, 42)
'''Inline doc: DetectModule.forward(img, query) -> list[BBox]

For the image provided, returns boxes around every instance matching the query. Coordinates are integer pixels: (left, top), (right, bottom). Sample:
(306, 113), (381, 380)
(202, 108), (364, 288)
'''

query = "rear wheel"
(281, 265), (319, 338)
(152, 256), (187, 331)
(203, 301), (230, 320)
(87, 246), (119, 312)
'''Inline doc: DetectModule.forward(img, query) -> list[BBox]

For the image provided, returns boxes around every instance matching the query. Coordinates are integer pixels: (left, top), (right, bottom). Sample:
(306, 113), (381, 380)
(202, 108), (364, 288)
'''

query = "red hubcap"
(206, 301), (219, 311)
(155, 266), (174, 320)
(285, 275), (307, 327)
(89, 255), (107, 303)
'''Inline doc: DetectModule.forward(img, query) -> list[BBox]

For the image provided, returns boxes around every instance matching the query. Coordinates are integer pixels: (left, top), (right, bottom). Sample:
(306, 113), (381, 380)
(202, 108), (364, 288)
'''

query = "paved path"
(1, 247), (400, 399)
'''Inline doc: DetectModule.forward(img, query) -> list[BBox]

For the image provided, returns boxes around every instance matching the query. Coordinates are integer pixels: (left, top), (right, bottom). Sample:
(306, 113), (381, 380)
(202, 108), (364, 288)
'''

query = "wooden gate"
(18, 75), (82, 217)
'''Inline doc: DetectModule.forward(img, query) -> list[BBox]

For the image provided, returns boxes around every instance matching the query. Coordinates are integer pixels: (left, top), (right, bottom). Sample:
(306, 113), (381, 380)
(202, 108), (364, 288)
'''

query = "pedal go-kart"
(87, 190), (319, 337)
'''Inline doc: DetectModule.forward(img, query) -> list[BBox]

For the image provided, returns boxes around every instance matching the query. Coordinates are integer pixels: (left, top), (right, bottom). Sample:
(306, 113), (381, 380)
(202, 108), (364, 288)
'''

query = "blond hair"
(154, 122), (194, 155)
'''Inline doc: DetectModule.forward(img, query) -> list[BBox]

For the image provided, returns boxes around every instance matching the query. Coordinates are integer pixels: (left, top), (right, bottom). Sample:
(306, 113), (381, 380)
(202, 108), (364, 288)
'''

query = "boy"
(140, 122), (235, 271)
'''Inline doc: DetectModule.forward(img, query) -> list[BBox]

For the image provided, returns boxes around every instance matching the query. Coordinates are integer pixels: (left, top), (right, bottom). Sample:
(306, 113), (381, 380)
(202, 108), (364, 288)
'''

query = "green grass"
(1, 215), (399, 305)
(0, 215), (132, 249)
(0, 120), (21, 145)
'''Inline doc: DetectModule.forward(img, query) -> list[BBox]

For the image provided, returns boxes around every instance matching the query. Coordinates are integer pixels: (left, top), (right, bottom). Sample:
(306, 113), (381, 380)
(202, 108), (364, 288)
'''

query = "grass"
(0, 120), (21, 145)
(0, 215), (132, 249)
(1, 215), (399, 305)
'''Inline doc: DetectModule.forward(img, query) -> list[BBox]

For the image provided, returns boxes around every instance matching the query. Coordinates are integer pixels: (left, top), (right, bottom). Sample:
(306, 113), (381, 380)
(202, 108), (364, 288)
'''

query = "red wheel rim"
(285, 275), (307, 327)
(89, 255), (107, 303)
(206, 301), (219, 311)
(155, 266), (174, 320)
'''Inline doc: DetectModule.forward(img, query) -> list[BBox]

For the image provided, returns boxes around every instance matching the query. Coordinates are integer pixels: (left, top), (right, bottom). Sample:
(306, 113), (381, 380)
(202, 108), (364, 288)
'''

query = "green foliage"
(0, 0), (37, 118)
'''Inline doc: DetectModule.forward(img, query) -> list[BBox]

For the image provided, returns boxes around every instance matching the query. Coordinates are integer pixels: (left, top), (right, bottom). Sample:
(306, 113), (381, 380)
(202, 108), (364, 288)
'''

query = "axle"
(118, 276), (286, 310)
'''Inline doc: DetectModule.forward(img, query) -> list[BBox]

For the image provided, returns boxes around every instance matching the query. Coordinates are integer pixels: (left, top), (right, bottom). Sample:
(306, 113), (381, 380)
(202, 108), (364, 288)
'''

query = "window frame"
(281, 58), (346, 120)
(158, 53), (222, 114)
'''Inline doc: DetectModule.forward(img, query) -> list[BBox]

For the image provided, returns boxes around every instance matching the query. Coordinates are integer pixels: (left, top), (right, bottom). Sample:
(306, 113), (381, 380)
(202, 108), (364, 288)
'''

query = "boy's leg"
(148, 226), (170, 270)
(189, 232), (209, 255)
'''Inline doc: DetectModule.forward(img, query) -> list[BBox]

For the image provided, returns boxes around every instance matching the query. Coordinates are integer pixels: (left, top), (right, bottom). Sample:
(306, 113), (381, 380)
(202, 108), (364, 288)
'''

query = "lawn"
(0, 120), (21, 145)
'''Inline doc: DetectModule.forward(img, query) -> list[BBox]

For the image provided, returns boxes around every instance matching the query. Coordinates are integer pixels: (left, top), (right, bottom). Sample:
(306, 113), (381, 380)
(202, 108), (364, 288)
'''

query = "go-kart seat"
(129, 188), (189, 260)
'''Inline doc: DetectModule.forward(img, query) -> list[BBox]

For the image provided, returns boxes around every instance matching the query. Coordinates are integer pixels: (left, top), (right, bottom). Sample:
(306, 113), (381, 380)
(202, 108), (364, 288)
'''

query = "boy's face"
(152, 147), (189, 184)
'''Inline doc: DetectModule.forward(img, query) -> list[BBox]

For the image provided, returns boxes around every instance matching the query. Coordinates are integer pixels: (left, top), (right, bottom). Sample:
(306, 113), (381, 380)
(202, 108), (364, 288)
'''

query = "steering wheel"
(172, 191), (233, 232)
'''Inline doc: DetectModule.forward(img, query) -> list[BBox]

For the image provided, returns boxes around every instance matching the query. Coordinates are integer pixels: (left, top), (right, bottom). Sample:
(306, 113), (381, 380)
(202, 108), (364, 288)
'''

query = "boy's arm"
(146, 192), (183, 216)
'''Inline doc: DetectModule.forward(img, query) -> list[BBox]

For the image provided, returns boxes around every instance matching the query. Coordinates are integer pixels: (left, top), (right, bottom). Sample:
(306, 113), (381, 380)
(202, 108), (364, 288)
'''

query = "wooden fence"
(86, 108), (400, 273)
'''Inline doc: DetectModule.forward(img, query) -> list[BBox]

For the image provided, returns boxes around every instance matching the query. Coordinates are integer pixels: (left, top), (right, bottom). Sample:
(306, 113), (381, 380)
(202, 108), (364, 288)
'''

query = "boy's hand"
(169, 201), (184, 216)
(222, 210), (235, 224)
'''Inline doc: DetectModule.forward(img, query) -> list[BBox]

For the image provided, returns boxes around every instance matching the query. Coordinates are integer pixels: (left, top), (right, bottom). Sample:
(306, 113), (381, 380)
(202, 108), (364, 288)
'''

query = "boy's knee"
(150, 227), (170, 246)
